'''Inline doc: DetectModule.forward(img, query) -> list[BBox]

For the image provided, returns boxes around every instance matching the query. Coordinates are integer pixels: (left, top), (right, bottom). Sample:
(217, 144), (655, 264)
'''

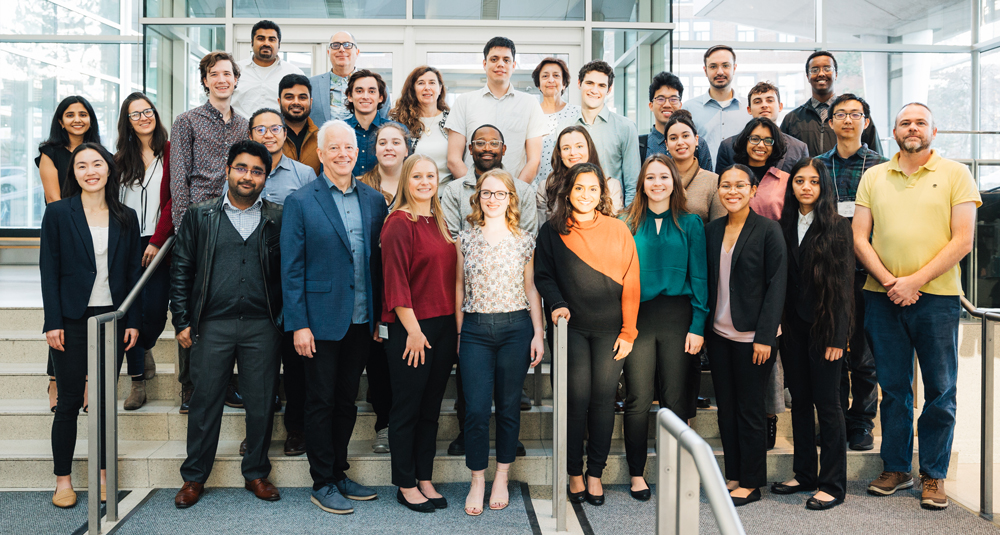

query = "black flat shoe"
(585, 490), (604, 506)
(806, 495), (844, 510)
(731, 488), (761, 507)
(567, 485), (586, 504)
(396, 489), (435, 513)
(630, 487), (651, 501)
(770, 482), (817, 495)
(424, 495), (447, 509)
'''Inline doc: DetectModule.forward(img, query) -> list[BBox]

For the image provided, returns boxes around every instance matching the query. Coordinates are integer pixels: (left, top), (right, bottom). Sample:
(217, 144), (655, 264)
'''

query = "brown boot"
(143, 349), (156, 380)
(124, 380), (147, 410)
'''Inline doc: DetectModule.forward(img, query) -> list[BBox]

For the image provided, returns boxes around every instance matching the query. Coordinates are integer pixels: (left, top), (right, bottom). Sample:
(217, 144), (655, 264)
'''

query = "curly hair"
(624, 154), (688, 234)
(345, 69), (387, 113)
(465, 168), (522, 235)
(390, 66), (449, 139)
(550, 162), (614, 235)
(199, 51), (239, 96)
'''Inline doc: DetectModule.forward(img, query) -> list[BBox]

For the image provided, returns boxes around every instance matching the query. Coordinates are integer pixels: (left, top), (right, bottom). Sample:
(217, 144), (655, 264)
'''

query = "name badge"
(838, 201), (856, 218)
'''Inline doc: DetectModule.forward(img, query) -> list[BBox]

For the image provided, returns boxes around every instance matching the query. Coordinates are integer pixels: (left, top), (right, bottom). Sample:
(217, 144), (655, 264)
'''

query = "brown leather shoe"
(245, 478), (281, 501)
(239, 438), (247, 456)
(175, 481), (204, 509)
(284, 431), (306, 456)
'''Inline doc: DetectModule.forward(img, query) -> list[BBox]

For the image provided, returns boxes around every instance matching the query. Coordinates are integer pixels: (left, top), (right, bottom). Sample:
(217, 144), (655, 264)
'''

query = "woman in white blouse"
(532, 58), (580, 213)
(390, 66), (452, 186)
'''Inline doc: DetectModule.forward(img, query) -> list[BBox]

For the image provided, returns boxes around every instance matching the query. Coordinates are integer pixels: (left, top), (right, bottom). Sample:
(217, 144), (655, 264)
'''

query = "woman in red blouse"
(381, 154), (458, 513)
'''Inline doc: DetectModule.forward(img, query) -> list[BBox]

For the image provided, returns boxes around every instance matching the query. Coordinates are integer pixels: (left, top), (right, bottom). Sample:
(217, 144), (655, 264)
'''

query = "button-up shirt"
(686, 91), (753, 165)
(221, 196), (263, 241)
(645, 124), (714, 173)
(346, 113), (396, 177)
(231, 57), (304, 119)
(327, 176), (369, 324)
(797, 209), (814, 245)
(169, 101), (249, 230)
(440, 166), (538, 240)
(815, 143), (888, 203)
(559, 105), (640, 206)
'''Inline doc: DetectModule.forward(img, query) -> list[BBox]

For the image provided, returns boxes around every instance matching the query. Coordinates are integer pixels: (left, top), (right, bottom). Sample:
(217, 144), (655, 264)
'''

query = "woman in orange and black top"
(535, 162), (640, 507)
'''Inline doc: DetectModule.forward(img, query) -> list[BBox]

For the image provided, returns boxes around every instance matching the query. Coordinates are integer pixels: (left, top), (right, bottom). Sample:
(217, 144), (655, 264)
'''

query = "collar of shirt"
(478, 83), (516, 101)
(833, 142), (873, 163)
(198, 100), (225, 121)
(346, 113), (387, 132)
(810, 94), (836, 109)
(326, 174), (357, 194)
(694, 91), (742, 110)
(648, 124), (665, 145)
(577, 104), (611, 125)
(887, 149), (941, 176)
(222, 195), (263, 212)
(797, 209), (815, 244)
(242, 56), (282, 72)
(271, 154), (292, 175)
(330, 69), (352, 89)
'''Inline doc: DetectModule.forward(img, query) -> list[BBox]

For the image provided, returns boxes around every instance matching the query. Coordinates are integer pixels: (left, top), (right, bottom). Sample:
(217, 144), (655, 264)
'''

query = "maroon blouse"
(380, 210), (457, 323)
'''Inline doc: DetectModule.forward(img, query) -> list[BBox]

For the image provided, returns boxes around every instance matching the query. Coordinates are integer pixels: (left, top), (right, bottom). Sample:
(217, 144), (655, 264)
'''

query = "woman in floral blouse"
(455, 168), (544, 516)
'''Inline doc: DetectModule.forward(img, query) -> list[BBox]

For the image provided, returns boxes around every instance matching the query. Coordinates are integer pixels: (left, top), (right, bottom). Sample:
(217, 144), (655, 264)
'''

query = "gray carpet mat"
(0, 490), (129, 535)
(110, 483), (538, 535)
(576, 482), (1000, 535)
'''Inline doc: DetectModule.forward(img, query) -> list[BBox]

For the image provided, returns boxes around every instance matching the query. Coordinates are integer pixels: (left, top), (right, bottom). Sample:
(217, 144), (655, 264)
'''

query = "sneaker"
(335, 477), (377, 501)
(372, 428), (390, 454)
(919, 473), (948, 510)
(311, 484), (354, 514)
(766, 415), (778, 450)
(448, 432), (465, 456)
(867, 471), (914, 496)
(849, 429), (875, 451)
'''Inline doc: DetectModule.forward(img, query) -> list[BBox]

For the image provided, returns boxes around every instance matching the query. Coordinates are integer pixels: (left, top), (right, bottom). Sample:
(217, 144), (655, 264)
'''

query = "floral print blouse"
(460, 227), (535, 314)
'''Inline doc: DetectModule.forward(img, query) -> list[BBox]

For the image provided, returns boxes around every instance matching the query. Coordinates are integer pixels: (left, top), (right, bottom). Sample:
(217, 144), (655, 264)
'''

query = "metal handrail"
(87, 235), (174, 534)
(551, 317), (568, 531)
(959, 295), (995, 521)
(656, 409), (745, 535)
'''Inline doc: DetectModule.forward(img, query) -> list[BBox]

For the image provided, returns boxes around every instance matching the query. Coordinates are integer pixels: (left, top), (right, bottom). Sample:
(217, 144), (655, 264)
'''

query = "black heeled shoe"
(567, 485), (586, 504)
(806, 495), (844, 510)
(731, 488), (761, 507)
(396, 489), (435, 513)
(770, 481), (817, 495)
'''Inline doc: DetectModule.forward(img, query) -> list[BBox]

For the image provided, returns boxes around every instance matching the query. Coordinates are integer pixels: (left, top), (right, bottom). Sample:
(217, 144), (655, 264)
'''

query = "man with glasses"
(781, 51), (883, 156)
(641, 71), (713, 169)
(715, 82), (809, 175)
(232, 20), (303, 119)
(172, 140), (285, 509)
(686, 45), (753, 164)
(815, 94), (887, 452)
(308, 31), (392, 127)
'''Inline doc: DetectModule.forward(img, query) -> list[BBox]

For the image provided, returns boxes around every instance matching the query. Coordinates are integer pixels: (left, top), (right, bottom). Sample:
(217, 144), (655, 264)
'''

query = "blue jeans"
(864, 291), (959, 479)
(459, 310), (533, 471)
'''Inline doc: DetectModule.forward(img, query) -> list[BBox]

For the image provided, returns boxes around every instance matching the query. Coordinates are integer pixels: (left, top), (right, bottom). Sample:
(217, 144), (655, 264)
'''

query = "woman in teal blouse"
(621, 153), (709, 501)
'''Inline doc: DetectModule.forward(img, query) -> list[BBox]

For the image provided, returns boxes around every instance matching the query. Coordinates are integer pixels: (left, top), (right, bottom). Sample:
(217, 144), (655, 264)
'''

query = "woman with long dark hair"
(770, 159), (853, 510)
(664, 110), (726, 224)
(114, 92), (174, 410)
(541, 126), (622, 219)
(41, 143), (141, 508)
(621, 154), (708, 500)
(732, 117), (789, 221)
(389, 66), (451, 184)
(536, 163), (640, 507)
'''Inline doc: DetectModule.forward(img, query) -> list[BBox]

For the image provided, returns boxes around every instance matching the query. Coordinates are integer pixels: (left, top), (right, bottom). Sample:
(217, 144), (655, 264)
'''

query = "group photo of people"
(35, 18), (980, 523)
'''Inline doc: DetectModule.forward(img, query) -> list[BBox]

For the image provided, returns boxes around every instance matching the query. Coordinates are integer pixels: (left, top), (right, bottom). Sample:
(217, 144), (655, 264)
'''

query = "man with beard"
(172, 140), (285, 508)
(232, 21), (303, 119)
(853, 103), (980, 511)
(278, 74), (321, 174)
(686, 45), (752, 164)
(781, 51), (883, 156)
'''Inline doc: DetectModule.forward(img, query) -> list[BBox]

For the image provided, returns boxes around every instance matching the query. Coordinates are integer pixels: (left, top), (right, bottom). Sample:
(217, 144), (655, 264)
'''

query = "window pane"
(146, 0), (226, 18)
(593, 0), (668, 23)
(144, 25), (226, 128)
(975, 163), (1000, 307)
(980, 48), (1000, 159)
(1, 0), (122, 35)
(425, 52), (566, 106)
(415, 0), (583, 20)
(827, 0), (972, 46)
(234, 0), (405, 18)
(673, 0), (814, 42)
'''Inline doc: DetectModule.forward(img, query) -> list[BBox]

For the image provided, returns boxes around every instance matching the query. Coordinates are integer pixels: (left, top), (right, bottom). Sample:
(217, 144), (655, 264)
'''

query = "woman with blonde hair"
(389, 66), (451, 185)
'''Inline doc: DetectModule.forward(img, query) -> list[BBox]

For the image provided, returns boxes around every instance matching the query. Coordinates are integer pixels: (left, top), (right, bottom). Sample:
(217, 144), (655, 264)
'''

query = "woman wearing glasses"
(389, 66), (450, 185)
(705, 164), (786, 506)
(732, 117), (789, 221)
(114, 93), (174, 410)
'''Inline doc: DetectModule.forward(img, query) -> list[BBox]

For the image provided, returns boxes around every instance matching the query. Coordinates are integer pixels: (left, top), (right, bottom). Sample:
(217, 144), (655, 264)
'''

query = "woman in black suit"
(40, 143), (142, 509)
(705, 163), (787, 506)
(770, 159), (853, 510)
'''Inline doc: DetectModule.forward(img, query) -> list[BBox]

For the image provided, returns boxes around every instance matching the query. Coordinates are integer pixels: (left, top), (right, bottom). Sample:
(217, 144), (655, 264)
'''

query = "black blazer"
(705, 208), (787, 347)
(783, 214), (854, 349)
(39, 195), (142, 333)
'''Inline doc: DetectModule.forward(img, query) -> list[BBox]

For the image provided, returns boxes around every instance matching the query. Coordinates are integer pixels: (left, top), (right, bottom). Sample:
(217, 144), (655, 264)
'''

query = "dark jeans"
(707, 331), (775, 489)
(124, 236), (171, 377)
(180, 318), (281, 484)
(280, 333), (306, 434)
(385, 315), (457, 488)
(865, 291), (959, 479)
(566, 327), (626, 479)
(302, 323), (370, 490)
(50, 306), (124, 476)
(623, 295), (697, 477)
(366, 339), (392, 432)
(780, 313), (847, 500)
(841, 271), (878, 432)
(459, 310), (533, 471)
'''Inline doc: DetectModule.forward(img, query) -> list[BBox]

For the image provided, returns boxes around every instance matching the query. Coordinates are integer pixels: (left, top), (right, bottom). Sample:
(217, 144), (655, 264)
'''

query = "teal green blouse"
(632, 208), (709, 336)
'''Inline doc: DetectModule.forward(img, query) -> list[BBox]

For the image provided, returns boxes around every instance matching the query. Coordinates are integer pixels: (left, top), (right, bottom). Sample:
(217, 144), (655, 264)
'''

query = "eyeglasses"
(652, 96), (681, 106)
(480, 190), (509, 200)
(718, 182), (752, 191)
(472, 140), (503, 149)
(808, 65), (835, 75)
(252, 124), (286, 136)
(329, 41), (356, 50)
(230, 165), (266, 178)
(748, 135), (775, 146)
(832, 111), (865, 121)
(128, 108), (155, 121)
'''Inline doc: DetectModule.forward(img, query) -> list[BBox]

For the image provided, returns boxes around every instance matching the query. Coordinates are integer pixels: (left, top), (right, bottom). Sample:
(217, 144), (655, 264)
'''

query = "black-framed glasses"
(831, 111), (865, 121)
(472, 140), (503, 149)
(652, 96), (681, 106)
(128, 108), (155, 121)
(252, 125), (286, 136)
(230, 165), (266, 178)
(748, 135), (775, 146)
(329, 42), (356, 50)
(480, 190), (509, 200)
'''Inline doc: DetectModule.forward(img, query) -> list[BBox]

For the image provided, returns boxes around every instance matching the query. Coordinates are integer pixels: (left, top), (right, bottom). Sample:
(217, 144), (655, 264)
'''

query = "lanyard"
(832, 148), (867, 201)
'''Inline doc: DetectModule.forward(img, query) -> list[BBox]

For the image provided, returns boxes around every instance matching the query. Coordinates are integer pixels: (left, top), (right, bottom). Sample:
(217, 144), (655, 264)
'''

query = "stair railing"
(959, 295), (995, 522)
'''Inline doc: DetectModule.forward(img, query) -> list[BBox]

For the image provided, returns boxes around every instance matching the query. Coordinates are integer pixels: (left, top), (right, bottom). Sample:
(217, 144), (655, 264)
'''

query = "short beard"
(281, 108), (309, 124)
(474, 158), (503, 174)
(710, 78), (729, 90)
(230, 182), (263, 204)
(897, 137), (930, 154)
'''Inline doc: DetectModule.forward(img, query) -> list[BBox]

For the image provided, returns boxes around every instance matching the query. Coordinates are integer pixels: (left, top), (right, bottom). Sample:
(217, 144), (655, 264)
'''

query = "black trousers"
(302, 323), (371, 490)
(366, 339), (392, 432)
(707, 331), (775, 489)
(780, 313), (847, 500)
(841, 271), (878, 432)
(385, 315), (457, 488)
(280, 333), (306, 433)
(623, 295), (696, 477)
(180, 318), (281, 484)
(124, 235), (171, 377)
(567, 327), (626, 479)
(50, 306), (124, 476)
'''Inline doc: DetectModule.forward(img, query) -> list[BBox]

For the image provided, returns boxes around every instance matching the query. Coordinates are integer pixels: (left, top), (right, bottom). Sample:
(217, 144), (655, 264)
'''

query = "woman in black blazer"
(40, 143), (141, 509)
(705, 164), (787, 506)
(771, 159), (853, 510)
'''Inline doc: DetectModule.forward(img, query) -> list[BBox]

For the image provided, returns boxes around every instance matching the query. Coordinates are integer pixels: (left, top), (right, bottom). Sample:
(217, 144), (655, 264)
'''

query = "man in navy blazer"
(281, 119), (388, 514)
(307, 30), (392, 128)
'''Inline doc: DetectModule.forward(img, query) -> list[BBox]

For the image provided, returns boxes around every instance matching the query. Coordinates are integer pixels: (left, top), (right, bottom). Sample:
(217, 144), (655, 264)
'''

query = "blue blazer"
(39, 195), (142, 332)
(280, 176), (388, 341)
(307, 70), (393, 128)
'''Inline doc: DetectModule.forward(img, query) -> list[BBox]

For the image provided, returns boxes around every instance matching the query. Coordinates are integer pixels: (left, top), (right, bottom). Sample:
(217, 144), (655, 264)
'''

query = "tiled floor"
(0, 266), (41, 307)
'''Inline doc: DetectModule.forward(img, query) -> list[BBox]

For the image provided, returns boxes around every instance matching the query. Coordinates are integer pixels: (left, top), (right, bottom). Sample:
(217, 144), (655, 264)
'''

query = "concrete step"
(0, 437), (954, 489)
(0, 308), (174, 335)
(0, 330), (177, 365)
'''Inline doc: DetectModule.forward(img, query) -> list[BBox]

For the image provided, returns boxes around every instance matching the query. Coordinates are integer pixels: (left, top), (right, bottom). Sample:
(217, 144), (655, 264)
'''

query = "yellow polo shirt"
(856, 150), (981, 296)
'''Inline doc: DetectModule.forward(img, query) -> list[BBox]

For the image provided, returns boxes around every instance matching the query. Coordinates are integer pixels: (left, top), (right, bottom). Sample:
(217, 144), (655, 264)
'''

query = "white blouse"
(121, 157), (163, 237)
(413, 114), (451, 184)
(797, 209), (815, 245)
(88, 226), (113, 307)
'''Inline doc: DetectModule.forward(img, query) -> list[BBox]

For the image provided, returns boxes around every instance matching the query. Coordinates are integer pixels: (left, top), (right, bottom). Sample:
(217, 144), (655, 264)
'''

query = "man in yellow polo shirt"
(852, 102), (981, 511)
